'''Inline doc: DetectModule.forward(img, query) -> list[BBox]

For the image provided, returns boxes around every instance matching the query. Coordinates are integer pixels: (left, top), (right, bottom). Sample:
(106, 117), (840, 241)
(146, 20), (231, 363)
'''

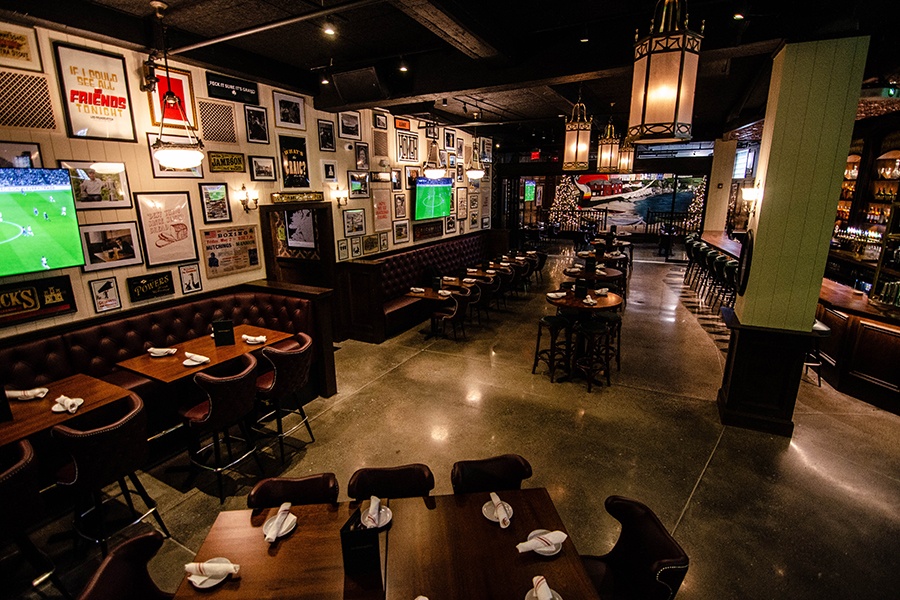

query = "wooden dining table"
(562, 266), (624, 283)
(546, 290), (624, 313)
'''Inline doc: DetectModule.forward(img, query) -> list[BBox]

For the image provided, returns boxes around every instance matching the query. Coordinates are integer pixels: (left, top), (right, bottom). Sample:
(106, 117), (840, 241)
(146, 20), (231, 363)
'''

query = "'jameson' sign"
(208, 151), (246, 173)
(205, 72), (259, 104)
(126, 272), (174, 303)
(0, 275), (76, 328)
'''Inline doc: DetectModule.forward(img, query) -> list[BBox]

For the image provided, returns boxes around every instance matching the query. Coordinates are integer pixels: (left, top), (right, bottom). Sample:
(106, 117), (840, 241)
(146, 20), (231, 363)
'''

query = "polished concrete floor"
(5, 243), (900, 600)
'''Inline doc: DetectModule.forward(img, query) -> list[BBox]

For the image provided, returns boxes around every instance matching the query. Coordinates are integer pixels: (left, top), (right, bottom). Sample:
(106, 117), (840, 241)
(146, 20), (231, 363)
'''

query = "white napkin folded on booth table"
(490, 492), (510, 528)
(147, 347), (177, 356)
(52, 395), (83, 414)
(184, 560), (240, 583)
(516, 531), (568, 553)
(485, 269), (496, 274)
(364, 495), (381, 528)
(265, 502), (292, 543)
(5, 387), (49, 400)
(526, 250), (537, 255)
(532, 576), (553, 600)
(184, 352), (210, 364)
(466, 268), (477, 273)
(442, 276), (455, 281)
(502, 255), (510, 260)
(463, 278), (477, 284)
(242, 334), (267, 344)
(410, 287), (425, 293)
(500, 262), (511, 266)
(583, 295), (597, 306)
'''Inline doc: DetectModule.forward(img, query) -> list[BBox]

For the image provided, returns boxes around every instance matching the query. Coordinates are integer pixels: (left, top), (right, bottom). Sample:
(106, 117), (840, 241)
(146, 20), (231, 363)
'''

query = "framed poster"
(207, 151), (245, 173)
(179, 262), (203, 294)
(0, 141), (41, 168)
(343, 208), (365, 237)
(279, 135), (310, 188)
(273, 90), (306, 130)
(0, 275), (76, 327)
(393, 193), (407, 219)
(372, 188), (391, 232)
(202, 225), (261, 278)
(456, 188), (468, 219)
(147, 133), (203, 178)
(79, 221), (143, 272)
(392, 219), (409, 244)
(355, 142), (370, 170)
(337, 239), (349, 261)
(404, 166), (420, 189)
(126, 272), (174, 303)
(379, 232), (389, 252)
(53, 42), (136, 142)
(470, 192), (480, 209)
(350, 236), (362, 258)
(0, 22), (42, 71)
(244, 105), (269, 144)
(425, 124), (437, 139)
(482, 216), (490, 229)
(444, 128), (456, 150)
(347, 170), (369, 199)
(58, 160), (130, 210)
(394, 117), (411, 131)
(134, 192), (198, 267)
(373, 112), (388, 130)
(321, 159), (338, 182)
(397, 131), (418, 163)
(285, 208), (315, 249)
(456, 137), (464, 156)
(445, 215), (456, 234)
(198, 182), (232, 224)
(456, 164), (463, 182)
(148, 66), (197, 129)
(249, 155), (276, 181)
(362, 234), (379, 255)
(391, 168), (402, 191)
(338, 111), (361, 140)
(317, 119), (336, 151)
(448, 153), (457, 168)
(89, 277), (121, 313)
(470, 212), (479, 229)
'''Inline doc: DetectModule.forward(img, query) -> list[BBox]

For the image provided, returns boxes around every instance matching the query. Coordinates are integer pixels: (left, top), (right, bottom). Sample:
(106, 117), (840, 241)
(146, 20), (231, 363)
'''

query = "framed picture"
(456, 137), (464, 156)
(89, 277), (121, 313)
(244, 105), (269, 144)
(444, 128), (456, 150)
(458, 220), (465, 234)
(285, 208), (316, 249)
(0, 23), (41, 71)
(355, 142), (370, 170)
(279, 135), (310, 188)
(273, 90), (306, 130)
(425, 124), (438, 139)
(0, 141), (41, 168)
(446, 216), (456, 233)
(391, 168), (402, 191)
(379, 231), (389, 252)
(373, 112), (389, 130)
(147, 133), (203, 178)
(470, 212), (479, 228)
(393, 193), (407, 219)
(470, 192), (480, 209)
(317, 119), (336, 152)
(456, 164), (463, 182)
(178, 262), (203, 294)
(343, 208), (366, 237)
(134, 192), (198, 267)
(338, 111), (361, 140)
(394, 117), (411, 131)
(148, 66), (197, 129)
(350, 236), (362, 258)
(347, 170), (370, 199)
(249, 155), (276, 181)
(397, 131), (418, 163)
(322, 159), (338, 182)
(198, 183), (232, 224)
(202, 225), (261, 278)
(392, 219), (410, 244)
(439, 149), (447, 168)
(405, 166), (420, 189)
(337, 239), (349, 261)
(448, 153), (457, 167)
(58, 160), (130, 210)
(456, 188), (468, 218)
(53, 43), (136, 142)
(482, 216), (491, 229)
(207, 151), (245, 173)
(362, 234), (379, 255)
(79, 221), (143, 272)
(481, 138), (493, 163)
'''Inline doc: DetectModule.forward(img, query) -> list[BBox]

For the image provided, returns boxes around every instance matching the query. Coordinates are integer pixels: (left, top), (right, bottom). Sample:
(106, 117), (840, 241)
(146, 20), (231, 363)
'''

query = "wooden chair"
(450, 453), (533, 494)
(247, 473), (339, 508)
(347, 463), (435, 500)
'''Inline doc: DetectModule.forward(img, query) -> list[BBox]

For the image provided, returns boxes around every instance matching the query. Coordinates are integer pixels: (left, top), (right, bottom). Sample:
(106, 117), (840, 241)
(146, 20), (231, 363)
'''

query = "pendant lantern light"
(596, 116), (620, 173)
(563, 91), (592, 171)
(617, 139), (635, 173)
(422, 137), (446, 179)
(628, 0), (703, 144)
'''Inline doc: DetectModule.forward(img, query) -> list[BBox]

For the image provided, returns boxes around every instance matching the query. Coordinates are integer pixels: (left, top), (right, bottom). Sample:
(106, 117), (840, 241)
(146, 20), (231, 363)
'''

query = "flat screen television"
(414, 177), (453, 220)
(524, 180), (536, 202)
(0, 168), (84, 278)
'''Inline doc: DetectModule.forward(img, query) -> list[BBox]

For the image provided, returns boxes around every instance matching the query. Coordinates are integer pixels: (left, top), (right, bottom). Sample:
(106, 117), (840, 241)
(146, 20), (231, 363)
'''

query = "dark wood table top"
(406, 287), (456, 302)
(385, 488), (600, 600)
(701, 230), (742, 259)
(465, 268), (499, 279)
(563, 267), (624, 282)
(172, 502), (383, 600)
(440, 277), (479, 288)
(116, 324), (294, 384)
(547, 290), (624, 312)
(0, 374), (132, 447)
(591, 239), (632, 248)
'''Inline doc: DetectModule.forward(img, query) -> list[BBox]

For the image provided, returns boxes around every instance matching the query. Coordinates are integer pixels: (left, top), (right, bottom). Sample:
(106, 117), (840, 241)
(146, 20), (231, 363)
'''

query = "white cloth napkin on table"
(184, 352), (210, 364)
(466, 268), (477, 273)
(242, 334), (267, 344)
(5, 387), (49, 400)
(52, 395), (83, 413)
(500, 262), (510, 266)
(490, 492), (510, 528)
(410, 287), (425, 293)
(147, 347), (177, 356)
(583, 295), (597, 306)
(363, 495), (381, 528)
(463, 278), (477, 284)
(442, 276), (455, 281)
(485, 269), (496, 274)
(265, 502), (292, 542)
(185, 560), (240, 583)
(532, 576), (553, 600)
(517, 531), (568, 553)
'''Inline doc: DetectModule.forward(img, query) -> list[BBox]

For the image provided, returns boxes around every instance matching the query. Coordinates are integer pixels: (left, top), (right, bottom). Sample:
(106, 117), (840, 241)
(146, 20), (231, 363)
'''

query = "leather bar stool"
(804, 320), (832, 386)
(255, 334), (315, 464)
(182, 353), (264, 503)
(532, 315), (572, 383)
(688, 243), (708, 288)
(52, 394), (170, 556)
(573, 320), (613, 392)
(592, 309), (623, 372)
(707, 254), (730, 306)
(723, 259), (739, 307)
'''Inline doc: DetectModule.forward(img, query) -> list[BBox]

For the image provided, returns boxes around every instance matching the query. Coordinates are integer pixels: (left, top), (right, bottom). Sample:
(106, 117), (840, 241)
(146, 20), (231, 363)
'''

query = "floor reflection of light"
(662, 316), (677, 323)
(431, 426), (449, 442)
(466, 389), (482, 405)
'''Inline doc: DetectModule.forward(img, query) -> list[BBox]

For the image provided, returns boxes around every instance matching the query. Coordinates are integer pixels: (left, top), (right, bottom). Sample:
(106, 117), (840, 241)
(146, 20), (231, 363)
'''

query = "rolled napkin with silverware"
(462, 278), (477, 284)
(532, 575), (553, 600)
(242, 334), (267, 344)
(485, 269), (496, 274)
(442, 276), (455, 281)
(52, 395), (83, 414)
(147, 347), (177, 357)
(516, 531), (568, 553)
(184, 560), (240, 581)
(184, 352), (210, 364)
(466, 268), (477, 273)
(363, 495), (381, 528)
(5, 387), (49, 400)
(265, 502), (292, 543)
(500, 262), (510, 266)
(490, 492), (510, 528)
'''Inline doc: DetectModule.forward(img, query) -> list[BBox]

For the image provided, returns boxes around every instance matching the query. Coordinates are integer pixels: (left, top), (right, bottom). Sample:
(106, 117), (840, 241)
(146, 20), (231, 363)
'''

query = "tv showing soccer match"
(524, 180), (536, 202)
(0, 168), (84, 278)
(414, 177), (453, 220)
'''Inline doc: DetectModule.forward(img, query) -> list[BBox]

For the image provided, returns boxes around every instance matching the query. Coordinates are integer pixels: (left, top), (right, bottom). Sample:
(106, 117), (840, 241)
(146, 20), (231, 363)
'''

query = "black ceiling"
(3, 0), (898, 152)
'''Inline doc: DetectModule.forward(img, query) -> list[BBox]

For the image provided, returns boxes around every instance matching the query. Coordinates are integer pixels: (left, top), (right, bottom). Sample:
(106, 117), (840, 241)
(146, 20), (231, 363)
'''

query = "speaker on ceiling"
(332, 67), (389, 104)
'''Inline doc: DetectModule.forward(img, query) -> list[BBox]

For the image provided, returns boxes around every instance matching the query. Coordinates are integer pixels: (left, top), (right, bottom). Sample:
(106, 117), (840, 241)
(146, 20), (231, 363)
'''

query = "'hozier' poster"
(202, 225), (261, 279)
(53, 42), (136, 142)
(279, 135), (310, 188)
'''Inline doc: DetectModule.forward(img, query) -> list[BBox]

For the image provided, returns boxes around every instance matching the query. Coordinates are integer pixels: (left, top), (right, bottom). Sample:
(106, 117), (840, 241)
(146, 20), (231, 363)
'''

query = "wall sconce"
(333, 188), (349, 206)
(741, 183), (761, 217)
(237, 184), (259, 213)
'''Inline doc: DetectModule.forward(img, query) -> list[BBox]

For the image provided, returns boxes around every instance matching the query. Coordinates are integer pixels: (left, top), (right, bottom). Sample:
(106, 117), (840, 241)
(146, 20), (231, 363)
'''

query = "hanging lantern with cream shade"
(617, 139), (635, 173)
(628, 0), (703, 144)
(596, 118), (620, 173)
(422, 138), (446, 179)
(563, 94), (592, 171)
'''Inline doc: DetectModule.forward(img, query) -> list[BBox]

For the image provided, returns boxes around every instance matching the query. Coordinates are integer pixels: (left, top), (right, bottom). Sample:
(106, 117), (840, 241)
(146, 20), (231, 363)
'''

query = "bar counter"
(701, 230), (742, 259)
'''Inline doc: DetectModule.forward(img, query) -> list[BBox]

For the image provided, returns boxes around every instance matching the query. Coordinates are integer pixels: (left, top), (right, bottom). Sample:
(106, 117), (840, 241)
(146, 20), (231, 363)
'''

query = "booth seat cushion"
(0, 336), (74, 389)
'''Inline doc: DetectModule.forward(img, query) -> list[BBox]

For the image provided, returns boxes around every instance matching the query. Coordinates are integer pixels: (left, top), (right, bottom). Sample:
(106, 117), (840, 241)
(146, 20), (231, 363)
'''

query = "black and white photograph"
(89, 277), (121, 313)
(343, 208), (365, 237)
(348, 170), (370, 199)
(273, 90), (306, 130)
(338, 111), (361, 140)
(392, 219), (409, 244)
(481, 216), (490, 229)
(379, 231), (389, 252)
(393, 193), (407, 219)
(285, 208), (316, 249)
(178, 262), (203, 294)
(355, 142), (370, 170)
(0, 141), (41, 168)
(373, 112), (388, 130)
(322, 159), (338, 183)
(456, 164), (464, 182)
(362, 234), (379, 255)
(391, 168), (402, 191)
(397, 131), (418, 163)
(425, 124), (438, 140)
(249, 155), (277, 181)
(350, 236), (361, 258)
(337, 238), (349, 261)
(456, 137), (464, 156)
(244, 105), (269, 144)
(279, 135), (310, 188)
(444, 128), (456, 150)
(470, 211), (479, 229)
(317, 119), (336, 152)
(445, 215), (456, 234)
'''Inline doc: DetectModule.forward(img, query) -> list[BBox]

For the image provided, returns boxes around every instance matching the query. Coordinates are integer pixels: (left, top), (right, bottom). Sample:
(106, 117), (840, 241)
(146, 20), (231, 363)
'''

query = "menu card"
(212, 320), (235, 346)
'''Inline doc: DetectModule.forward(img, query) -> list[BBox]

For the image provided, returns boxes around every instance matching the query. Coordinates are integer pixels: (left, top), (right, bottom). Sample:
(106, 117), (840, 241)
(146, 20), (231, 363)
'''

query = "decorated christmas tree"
(685, 176), (707, 231)
(549, 175), (582, 228)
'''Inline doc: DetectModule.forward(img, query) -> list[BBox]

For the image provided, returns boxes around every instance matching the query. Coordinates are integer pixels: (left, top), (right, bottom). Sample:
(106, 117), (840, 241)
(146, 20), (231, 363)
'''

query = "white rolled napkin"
(595, 288), (609, 296)
(147, 347), (176, 356)
(363, 495), (381, 528)
(500, 262), (510, 266)
(437, 290), (452, 297)
(184, 352), (210, 364)
(410, 287), (425, 293)
(486, 269), (496, 274)
(526, 250), (537, 254)
(185, 560), (240, 582)
(242, 334), (267, 344)
(442, 276), (454, 281)
(52, 395), (83, 414)
(466, 268), (477, 273)
(265, 502), (292, 542)
(5, 387), (49, 400)
(583, 295), (597, 306)
(532, 576), (552, 600)
(502, 255), (510, 260)
(516, 531), (568, 553)
(463, 278), (477, 284)
(490, 492), (510, 528)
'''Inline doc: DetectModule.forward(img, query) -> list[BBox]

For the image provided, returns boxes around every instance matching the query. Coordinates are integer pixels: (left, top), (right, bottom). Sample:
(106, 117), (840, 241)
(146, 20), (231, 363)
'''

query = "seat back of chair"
(604, 495), (689, 600)
(347, 463), (435, 500)
(192, 354), (258, 432)
(78, 530), (171, 600)
(259, 334), (314, 403)
(450, 453), (533, 494)
(52, 394), (147, 491)
(0, 440), (43, 535)
(247, 473), (339, 508)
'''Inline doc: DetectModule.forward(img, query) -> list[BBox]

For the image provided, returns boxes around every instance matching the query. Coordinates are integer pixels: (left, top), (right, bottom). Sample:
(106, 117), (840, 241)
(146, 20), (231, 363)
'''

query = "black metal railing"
(643, 211), (697, 235)
(542, 208), (609, 232)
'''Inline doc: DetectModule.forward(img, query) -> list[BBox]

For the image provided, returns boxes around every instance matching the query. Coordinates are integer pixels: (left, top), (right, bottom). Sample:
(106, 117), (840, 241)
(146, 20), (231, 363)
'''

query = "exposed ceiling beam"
(390, 0), (500, 59)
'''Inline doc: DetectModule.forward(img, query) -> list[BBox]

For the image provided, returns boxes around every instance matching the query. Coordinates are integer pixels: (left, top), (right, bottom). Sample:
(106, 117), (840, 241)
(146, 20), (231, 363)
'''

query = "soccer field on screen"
(0, 189), (83, 277)
(414, 178), (452, 220)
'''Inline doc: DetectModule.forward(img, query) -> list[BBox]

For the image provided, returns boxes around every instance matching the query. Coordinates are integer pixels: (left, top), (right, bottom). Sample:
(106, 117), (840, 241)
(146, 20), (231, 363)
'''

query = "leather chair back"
(190, 354), (258, 434)
(258, 333), (313, 403)
(78, 530), (172, 600)
(347, 463), (435, 500)
(0, 440), (43, 535)
(450, 453), (533, 494)
(247, 473), (339, 508)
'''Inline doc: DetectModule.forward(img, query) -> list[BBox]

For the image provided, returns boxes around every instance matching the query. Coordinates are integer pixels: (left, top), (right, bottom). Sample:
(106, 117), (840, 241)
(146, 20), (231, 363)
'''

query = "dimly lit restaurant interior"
(1, 0), (899, 598)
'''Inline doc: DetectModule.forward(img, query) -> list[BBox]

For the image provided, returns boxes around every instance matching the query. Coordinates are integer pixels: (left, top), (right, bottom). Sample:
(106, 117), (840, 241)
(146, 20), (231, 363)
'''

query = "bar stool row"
(684, 233), (739, 309)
